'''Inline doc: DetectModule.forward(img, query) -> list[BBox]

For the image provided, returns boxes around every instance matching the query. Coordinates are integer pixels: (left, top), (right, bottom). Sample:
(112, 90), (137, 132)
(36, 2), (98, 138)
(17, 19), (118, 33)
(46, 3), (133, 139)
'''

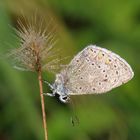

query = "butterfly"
(44, 45), (134, 103)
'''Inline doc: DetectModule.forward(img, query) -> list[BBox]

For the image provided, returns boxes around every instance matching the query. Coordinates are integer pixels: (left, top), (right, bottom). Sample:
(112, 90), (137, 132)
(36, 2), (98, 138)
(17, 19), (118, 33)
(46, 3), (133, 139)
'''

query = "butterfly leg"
(43, 80), (54, 90)
(43, 93), (55, 97)
(43, 80), (56, 97)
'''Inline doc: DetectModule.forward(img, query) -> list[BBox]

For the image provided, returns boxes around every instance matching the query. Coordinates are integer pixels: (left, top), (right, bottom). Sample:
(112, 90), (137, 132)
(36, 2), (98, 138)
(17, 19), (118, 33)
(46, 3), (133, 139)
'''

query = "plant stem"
(38, 68), (48, 140)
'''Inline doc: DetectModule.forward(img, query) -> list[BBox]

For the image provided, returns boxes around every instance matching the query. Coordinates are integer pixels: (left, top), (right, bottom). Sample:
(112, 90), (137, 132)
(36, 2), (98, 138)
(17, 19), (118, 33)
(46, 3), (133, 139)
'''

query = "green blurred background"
(0, 0), (139, 140)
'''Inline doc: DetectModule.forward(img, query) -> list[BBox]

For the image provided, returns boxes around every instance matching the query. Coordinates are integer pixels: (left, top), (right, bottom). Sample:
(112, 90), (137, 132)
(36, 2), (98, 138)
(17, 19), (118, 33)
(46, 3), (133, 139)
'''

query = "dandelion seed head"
(7, 13), (60, 72)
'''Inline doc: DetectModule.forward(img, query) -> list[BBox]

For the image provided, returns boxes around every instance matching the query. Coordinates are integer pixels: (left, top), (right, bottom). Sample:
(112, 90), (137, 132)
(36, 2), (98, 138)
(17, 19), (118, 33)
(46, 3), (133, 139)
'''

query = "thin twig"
(38, 68), (48, 140)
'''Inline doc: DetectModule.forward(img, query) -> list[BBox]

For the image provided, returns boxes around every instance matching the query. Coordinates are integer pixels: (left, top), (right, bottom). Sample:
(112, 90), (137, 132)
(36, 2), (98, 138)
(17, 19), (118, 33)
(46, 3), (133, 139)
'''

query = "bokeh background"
(0, 0), (139, 140)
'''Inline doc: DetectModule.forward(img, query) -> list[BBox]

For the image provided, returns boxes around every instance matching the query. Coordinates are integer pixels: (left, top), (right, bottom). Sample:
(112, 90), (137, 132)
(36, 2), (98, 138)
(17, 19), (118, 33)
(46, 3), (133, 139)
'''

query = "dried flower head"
(7, 14), (59, 72)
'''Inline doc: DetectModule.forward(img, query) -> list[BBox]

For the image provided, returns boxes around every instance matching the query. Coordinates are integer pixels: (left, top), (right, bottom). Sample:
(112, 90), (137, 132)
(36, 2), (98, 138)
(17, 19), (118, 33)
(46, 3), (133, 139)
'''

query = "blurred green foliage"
(0, 0), (139, 140)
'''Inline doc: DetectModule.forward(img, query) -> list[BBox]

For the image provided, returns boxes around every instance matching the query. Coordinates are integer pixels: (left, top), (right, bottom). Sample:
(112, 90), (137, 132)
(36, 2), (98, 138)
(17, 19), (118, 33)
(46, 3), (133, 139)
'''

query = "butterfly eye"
(62, 96), (68, 100)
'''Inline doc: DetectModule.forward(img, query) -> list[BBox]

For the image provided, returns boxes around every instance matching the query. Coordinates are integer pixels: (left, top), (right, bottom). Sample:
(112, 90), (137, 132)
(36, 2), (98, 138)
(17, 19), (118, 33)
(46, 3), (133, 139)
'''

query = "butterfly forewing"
(62, 45), (134, 95)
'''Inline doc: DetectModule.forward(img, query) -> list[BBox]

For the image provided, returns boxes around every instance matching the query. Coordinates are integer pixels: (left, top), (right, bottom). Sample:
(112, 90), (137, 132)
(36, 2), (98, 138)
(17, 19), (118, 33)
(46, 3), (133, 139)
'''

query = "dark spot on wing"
(103, 79), (108, 82)
(93, 88), (96, 91)
(114, 65), (117, 68)
(90, 48), (93, 52)
(76, 60), (79, 62)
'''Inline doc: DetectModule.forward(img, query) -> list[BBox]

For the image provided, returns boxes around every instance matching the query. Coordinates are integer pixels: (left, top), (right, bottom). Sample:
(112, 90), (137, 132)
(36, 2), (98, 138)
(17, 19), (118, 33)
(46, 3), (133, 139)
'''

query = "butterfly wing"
(63, 45), (134, 95)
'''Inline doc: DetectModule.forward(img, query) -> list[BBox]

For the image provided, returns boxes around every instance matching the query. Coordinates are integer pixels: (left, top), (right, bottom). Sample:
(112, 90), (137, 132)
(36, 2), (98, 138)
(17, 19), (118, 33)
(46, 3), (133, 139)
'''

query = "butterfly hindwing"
(62, 45), (134, 95)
